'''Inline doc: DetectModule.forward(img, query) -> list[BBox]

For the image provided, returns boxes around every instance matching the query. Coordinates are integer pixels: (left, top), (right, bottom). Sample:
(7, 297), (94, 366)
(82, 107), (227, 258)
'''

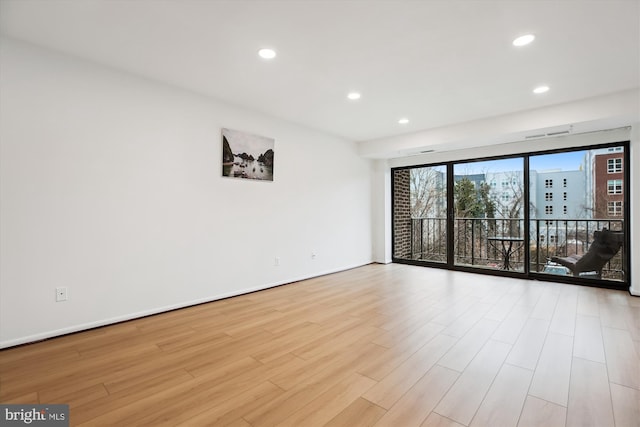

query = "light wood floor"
(1, 264), (639, 426)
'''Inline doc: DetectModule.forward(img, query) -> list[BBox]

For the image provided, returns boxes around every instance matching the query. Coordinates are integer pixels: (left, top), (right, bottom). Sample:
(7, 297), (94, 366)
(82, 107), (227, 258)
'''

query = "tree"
(492, 171), (524, 236)
(410, 167), (445, 218)
(479, 182), (496, 218)
(490, 171), (523, 219)
(454, 177), (484, 218)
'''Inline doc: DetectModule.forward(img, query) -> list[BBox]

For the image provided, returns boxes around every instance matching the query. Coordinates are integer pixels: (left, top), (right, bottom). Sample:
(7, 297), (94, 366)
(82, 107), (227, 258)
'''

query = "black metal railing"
(454, 217), (524, 269)
(404, 217), (624, 280)
(410, 217), (447, 263)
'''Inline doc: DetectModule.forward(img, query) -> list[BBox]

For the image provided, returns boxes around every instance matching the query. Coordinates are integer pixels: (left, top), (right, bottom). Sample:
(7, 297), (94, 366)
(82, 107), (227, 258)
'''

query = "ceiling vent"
(525, 127), (573, 139)
(546, 130), (570, 136)
(395, 148), (436, 158)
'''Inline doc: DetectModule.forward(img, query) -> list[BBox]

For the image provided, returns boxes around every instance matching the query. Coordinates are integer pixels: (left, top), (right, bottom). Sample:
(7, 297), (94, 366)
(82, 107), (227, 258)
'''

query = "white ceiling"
(1, 0), (638, 142)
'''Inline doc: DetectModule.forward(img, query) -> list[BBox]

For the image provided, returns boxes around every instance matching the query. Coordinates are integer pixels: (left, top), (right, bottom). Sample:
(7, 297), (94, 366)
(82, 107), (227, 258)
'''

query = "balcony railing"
(403, 217), (624, 280)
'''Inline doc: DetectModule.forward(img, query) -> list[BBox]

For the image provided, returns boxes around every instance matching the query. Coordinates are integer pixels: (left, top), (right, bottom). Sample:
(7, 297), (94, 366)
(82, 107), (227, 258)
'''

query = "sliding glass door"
(453, 158), (524, 272)
(391, 141), (629, 289)
(529, 147), (627, 282)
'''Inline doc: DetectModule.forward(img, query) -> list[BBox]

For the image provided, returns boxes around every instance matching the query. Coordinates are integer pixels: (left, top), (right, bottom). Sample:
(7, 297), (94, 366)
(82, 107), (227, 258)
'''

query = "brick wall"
(594, 153), (624, 218)
(393, 169), (411, 259)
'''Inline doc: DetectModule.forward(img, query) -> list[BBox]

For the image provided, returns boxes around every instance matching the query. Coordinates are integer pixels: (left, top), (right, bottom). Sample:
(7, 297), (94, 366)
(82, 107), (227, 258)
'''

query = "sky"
(222, 128), (274, 156)
(529, 151), (586, 172)
(453, 150), (588, 175)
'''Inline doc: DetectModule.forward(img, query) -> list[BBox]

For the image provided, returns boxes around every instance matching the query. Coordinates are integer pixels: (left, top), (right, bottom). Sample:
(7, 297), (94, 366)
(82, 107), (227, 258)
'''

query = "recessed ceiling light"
(258, 48), (276, 59)
(533, 85), (550, 94)
(347, 92), (361, 100)
(513, 34), (535, 47)
(398, 118), (409, 124)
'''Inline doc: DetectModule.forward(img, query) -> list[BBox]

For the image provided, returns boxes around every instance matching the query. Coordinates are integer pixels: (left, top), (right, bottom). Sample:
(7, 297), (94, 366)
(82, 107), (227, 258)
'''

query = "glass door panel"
(529, 147), (626, 281)
(453, 158), (524, 271)
(392, 166), (447, 263)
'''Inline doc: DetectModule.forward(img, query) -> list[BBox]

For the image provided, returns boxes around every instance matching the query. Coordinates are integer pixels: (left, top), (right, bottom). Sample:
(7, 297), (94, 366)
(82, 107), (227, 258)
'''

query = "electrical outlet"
(56, 287), (68, 302)
(274, 257), (280, 266)
(311, 252), (317, 260)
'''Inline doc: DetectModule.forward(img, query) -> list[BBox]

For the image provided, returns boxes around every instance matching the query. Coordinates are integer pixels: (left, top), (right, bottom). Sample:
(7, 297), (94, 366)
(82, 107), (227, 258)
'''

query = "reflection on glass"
(392, 166), (447, 262)
(453, 158), (524, 271)
(529, 147), (625, 281)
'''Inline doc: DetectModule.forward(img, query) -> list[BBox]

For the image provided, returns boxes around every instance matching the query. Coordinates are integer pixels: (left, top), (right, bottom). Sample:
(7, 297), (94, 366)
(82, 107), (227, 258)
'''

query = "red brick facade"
(593, 153), (624, 218)
(393, 169), (411, 259)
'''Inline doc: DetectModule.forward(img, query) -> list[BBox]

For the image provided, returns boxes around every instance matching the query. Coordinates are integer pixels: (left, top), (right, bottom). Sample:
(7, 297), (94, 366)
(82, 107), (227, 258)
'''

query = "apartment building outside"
(593, 149), (625, 219)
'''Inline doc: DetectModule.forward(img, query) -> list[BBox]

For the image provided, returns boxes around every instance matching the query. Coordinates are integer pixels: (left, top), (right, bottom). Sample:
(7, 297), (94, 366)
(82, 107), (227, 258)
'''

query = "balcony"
(404, 217), (625, 281)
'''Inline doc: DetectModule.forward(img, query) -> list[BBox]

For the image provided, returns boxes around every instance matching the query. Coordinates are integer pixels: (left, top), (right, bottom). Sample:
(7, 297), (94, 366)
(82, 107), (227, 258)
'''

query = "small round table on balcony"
(487, 236), (525, 270)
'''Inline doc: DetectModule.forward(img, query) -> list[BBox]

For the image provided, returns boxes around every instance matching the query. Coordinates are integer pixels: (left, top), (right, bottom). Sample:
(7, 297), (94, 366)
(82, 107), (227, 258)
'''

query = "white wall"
(0, 38), (373, 348)
(371, 159), (391, 263)
(359, 89), (639, 159)
(630, 126), (640, 296)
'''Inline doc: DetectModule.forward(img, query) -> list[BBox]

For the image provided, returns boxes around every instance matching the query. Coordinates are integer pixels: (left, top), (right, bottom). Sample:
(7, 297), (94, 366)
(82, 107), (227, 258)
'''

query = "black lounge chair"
(551, 228), (623, 279)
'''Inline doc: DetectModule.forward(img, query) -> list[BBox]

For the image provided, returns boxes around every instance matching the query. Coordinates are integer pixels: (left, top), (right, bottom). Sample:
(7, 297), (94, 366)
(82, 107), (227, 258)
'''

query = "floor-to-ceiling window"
(391, 141), (629, 289)
(392, 165), (447, 264)
(529, 146), (627, 282)
(453, 158), (524, 272)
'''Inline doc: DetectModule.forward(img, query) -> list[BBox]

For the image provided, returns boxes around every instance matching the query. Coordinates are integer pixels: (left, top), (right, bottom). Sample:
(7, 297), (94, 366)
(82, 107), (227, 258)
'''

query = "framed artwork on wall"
(222, 128), (274, 181)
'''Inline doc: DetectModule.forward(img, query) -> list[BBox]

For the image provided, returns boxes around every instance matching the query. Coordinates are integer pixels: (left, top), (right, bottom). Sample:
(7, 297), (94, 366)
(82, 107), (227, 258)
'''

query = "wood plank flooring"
(1, 264), (639, 426)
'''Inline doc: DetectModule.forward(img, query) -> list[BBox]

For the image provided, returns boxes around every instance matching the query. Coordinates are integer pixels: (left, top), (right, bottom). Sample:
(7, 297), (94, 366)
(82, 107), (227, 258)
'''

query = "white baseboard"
(0, 261), (373, 349)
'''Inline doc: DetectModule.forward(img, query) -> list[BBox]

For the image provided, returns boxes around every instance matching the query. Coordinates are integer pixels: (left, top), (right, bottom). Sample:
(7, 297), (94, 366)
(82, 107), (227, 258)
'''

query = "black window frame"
(390, 140), (631, 292)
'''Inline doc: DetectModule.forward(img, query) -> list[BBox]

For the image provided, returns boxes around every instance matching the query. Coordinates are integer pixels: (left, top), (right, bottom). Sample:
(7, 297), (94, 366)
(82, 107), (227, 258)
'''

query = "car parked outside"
(543, 263), (570, 275)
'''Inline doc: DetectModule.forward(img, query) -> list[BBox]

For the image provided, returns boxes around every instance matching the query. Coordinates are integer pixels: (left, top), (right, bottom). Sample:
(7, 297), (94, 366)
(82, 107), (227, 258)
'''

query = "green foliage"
(454, 178), (496, 218)
(478, 182), (496, 218)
